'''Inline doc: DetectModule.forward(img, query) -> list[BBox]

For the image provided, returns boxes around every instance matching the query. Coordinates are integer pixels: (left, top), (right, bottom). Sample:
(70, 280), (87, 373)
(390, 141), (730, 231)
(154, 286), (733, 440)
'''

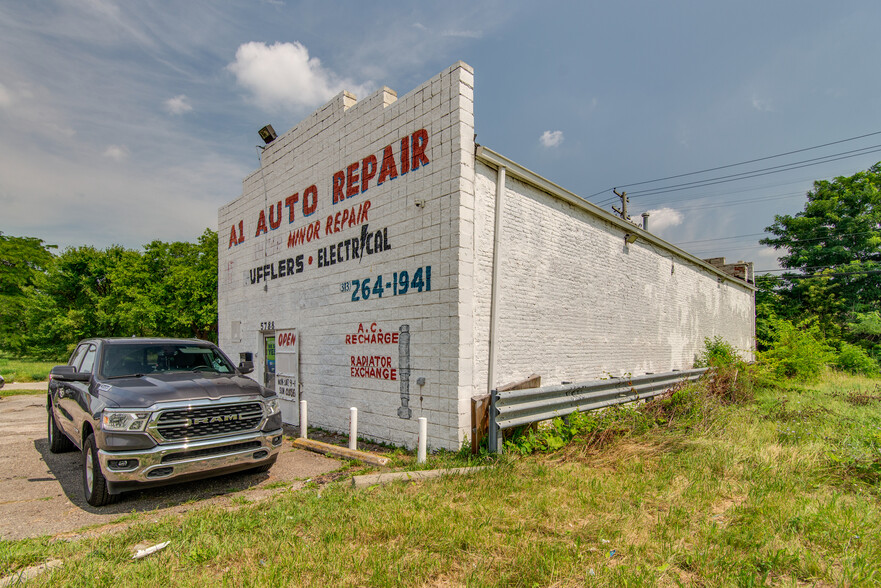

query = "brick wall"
(219, 62), (475, 450)
(471, 158), (755, 394)
(218, 61), (755, 451)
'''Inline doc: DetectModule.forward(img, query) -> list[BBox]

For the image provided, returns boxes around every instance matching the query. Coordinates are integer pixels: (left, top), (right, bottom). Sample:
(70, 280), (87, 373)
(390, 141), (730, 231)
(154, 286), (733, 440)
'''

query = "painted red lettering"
(377, 145), (398, 184)
(400, 136), (410, 175)
(361, 155), (377, 192)
(303, 185), (318, 216)
(411, 129), (429, 170)
(332, 171), (345, 204)
(255, 210), (268, 236)
(346, 162), (360, 198)
(285, 193), (299, 223)
(269, 201), (282, 230)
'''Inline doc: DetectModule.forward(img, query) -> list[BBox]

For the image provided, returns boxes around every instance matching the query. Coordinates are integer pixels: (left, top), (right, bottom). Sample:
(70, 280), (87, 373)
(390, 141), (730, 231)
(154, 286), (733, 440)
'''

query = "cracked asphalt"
(0, 394), (341, 541)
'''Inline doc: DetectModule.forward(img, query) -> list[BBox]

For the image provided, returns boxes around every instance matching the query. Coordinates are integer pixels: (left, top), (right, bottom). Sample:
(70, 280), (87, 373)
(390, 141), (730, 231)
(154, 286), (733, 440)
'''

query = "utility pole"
(612, 189), (630, 221)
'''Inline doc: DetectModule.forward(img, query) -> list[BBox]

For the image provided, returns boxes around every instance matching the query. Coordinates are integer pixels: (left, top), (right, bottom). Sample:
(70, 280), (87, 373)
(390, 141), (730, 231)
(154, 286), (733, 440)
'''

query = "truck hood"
(97, 372), (272, 409)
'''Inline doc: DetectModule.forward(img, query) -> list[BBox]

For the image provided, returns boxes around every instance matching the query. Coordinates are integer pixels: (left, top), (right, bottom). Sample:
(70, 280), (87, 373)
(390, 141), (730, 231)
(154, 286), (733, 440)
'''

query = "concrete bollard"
(349, 407), (358, 450)
(299, 400), (307, 439)
(417, 417), (427, 464)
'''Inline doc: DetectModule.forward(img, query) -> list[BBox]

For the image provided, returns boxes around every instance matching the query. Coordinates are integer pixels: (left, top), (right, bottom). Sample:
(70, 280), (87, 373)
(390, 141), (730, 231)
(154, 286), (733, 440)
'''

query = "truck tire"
(83, 433), (117, 507)
(48, 407), (74, 453)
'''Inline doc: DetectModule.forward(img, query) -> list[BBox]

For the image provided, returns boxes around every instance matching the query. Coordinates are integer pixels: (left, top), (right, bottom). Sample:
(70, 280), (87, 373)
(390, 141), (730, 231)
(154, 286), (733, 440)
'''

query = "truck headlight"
(264, 399), (281, 416)
(102, 410), (150, 431)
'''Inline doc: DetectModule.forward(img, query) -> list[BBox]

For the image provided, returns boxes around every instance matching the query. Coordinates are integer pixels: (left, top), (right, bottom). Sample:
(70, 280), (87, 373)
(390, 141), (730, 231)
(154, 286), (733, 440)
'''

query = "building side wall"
(472, 161), (755, 393)
(218, 62), (475, 450)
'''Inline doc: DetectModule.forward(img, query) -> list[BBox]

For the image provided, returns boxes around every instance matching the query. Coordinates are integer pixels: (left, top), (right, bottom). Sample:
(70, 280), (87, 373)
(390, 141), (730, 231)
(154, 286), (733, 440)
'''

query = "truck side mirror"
(238, 352), (254, 374)
(50, 365), (91, 382)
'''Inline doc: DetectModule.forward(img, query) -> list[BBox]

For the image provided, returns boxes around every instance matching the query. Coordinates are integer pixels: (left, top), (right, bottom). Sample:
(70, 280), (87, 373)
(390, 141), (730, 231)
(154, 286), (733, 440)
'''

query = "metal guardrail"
(488, 368), (708, 452)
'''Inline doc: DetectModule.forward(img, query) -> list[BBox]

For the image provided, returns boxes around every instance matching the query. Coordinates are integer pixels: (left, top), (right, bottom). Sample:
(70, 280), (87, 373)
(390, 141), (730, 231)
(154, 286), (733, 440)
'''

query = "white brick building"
(218, 62), (755, 450)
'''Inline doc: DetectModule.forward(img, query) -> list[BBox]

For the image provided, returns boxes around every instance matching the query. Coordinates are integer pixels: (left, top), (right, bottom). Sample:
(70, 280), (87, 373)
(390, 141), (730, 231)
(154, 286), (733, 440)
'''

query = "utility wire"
(613, 129), (881, 191)
(597, 144), (881, 204)
(626, 143), (881, 197)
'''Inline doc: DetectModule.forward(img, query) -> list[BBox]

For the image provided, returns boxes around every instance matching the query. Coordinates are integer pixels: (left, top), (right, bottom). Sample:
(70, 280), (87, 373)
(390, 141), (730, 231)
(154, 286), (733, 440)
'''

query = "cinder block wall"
(471, 159), (756, 394)
(219, 62), (475, 450)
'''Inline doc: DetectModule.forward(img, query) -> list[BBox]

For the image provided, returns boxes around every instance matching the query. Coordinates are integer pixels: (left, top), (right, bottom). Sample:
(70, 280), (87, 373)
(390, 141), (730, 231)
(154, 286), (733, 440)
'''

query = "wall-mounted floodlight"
(624, 233), (638, 244)
(258, 124), (277, 144)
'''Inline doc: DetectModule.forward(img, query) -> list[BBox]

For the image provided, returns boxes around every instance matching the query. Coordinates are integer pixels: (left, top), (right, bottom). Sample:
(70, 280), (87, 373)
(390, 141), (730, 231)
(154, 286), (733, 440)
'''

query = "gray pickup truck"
(47, 338), (283, 506)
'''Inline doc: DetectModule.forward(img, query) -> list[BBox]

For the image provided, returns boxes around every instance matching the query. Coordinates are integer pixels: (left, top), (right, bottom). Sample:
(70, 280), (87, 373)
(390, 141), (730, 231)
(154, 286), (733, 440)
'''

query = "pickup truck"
(47, 337), (283, 506)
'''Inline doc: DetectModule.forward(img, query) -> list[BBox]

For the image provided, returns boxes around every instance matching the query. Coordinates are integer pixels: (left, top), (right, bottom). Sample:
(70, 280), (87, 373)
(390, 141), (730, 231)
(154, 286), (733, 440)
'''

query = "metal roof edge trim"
(475, 145), (756, 291)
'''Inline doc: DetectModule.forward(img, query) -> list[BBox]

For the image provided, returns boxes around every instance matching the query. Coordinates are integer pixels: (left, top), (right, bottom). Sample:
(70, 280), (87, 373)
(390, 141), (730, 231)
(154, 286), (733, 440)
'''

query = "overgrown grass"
(0, 355), (59, 383)
(2, 372), (880, 586)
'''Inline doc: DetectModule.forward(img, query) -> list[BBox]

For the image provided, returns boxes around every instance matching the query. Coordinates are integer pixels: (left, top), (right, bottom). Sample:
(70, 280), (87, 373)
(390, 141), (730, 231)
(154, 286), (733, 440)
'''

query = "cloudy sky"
(2, 1), (880, 273)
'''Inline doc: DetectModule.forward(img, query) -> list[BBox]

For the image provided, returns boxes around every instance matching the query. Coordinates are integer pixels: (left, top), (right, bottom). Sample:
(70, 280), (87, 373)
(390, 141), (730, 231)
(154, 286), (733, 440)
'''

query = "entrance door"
(263, 333), (276, 391)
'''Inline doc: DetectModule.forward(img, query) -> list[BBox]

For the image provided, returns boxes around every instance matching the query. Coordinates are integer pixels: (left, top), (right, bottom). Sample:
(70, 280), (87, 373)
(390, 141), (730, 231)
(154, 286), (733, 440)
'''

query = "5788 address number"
(341, 266), (431, 302)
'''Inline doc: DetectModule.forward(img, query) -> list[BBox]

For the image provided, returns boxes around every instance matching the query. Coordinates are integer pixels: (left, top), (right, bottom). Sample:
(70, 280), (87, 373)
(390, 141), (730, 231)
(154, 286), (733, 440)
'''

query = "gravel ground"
(0, 395), (342, 541)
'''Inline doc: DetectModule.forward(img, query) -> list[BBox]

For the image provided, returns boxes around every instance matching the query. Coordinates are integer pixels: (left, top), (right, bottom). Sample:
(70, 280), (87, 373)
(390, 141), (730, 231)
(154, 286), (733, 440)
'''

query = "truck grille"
(154, 402), (264, 441)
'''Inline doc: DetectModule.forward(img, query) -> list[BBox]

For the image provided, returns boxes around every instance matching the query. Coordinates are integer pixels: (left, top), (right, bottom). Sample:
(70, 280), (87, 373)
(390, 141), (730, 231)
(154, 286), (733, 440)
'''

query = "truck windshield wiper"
(104, 373), (146, 380)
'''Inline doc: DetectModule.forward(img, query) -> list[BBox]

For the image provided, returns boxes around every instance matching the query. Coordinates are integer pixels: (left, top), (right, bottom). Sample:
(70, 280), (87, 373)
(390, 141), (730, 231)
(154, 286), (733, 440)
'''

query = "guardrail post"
(488, 389), (501, 453)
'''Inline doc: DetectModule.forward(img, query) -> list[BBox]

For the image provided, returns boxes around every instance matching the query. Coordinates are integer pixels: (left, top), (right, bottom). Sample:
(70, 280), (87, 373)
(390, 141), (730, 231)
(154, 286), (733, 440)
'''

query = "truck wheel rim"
(85, 449), (94, 494)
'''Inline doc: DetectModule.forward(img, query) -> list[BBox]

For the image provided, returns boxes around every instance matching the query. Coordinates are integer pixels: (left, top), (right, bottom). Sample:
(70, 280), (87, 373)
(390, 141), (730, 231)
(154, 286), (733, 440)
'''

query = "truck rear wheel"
(83, 433), (117, 507)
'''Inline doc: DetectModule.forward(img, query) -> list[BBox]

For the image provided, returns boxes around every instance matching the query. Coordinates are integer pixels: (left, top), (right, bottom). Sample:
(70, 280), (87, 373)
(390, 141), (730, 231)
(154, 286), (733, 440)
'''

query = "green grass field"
(1, 371), (879, 586)
(0, 356), (59, 383)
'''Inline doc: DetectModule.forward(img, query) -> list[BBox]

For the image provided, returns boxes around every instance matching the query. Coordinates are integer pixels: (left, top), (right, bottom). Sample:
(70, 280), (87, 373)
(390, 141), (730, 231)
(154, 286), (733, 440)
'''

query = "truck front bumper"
(98, 428), (284, 494)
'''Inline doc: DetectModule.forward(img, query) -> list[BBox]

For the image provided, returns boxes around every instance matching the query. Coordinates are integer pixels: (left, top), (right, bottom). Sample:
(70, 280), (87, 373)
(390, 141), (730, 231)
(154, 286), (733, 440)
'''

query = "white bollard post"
(299, 400), (307, 439)
(349, 407), (358, 451)
(417, 417), (427, 464)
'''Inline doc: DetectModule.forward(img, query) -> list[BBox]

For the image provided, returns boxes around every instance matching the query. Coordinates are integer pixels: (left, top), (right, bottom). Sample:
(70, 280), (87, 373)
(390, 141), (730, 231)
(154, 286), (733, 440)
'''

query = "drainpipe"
(487, 165), (506, 396)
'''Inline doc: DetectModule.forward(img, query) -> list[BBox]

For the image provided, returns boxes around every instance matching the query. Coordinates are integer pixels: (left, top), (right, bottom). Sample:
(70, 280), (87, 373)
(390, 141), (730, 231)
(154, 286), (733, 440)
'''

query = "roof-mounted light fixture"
(258, 124), (277, 145)
(624, 233), (638, 245)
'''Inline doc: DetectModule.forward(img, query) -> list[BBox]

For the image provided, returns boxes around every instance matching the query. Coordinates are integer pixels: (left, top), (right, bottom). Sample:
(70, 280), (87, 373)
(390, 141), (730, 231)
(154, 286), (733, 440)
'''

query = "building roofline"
(475, 145), (756, 291)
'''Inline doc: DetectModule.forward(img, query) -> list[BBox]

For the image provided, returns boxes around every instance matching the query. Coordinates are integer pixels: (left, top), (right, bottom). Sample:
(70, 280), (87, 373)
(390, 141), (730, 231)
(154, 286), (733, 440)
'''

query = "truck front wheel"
(83, 433), (117, 507)
(47, 407), (74, 453)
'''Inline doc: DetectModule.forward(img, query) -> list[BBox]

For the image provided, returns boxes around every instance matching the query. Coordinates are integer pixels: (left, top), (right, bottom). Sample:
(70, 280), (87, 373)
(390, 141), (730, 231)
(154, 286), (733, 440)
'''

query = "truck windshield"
(101, 343), (235, 379)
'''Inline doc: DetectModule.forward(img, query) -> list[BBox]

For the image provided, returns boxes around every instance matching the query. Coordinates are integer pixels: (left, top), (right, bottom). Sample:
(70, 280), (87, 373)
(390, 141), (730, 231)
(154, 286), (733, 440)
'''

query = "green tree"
(14, 229), (219, 358)
(761, 163), (881, 317)
(0, 233), (56, 354)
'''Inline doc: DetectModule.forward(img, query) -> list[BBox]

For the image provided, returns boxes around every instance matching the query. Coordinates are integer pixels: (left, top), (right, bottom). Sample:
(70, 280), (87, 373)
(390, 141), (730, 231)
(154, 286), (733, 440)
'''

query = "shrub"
(759, 318), (834, 382)
(694, 336), (741, 368)
(836, 342), (879, 376)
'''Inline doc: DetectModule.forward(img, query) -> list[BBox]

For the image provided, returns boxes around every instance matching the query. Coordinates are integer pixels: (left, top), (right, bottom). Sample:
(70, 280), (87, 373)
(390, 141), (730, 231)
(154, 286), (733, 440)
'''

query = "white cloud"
(227, 41), (371, 111)
(442, 29), (482, 38)
(540, 130), (564, 148)
(0, 82), (12, 108)
(103, 145), (129, 161)
(643, 207), (684, 232)
(164, 94), (192, 115)
(751, 95), (773, 112)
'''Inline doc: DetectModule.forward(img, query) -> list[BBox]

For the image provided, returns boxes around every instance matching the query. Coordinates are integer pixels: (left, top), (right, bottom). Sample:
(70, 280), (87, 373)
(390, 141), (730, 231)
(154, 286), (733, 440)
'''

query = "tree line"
(0, 229), (217, 359)
(757, 162), (880, 378)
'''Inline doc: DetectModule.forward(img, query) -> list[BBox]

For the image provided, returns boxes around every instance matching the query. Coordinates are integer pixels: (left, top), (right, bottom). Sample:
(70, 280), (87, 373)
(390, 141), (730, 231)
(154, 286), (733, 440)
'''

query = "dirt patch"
(0, 396), (342, 541)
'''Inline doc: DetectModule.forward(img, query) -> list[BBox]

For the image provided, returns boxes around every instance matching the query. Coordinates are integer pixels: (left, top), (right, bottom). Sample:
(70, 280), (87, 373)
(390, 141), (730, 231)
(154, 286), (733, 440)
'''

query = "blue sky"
(1, 1), (880, 273)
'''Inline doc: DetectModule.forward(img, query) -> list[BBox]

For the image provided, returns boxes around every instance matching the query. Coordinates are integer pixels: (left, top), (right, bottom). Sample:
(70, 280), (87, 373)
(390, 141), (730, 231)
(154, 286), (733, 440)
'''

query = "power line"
(755, 269), (881, 279)
(628, 144), (881, 197)
(597, 144), (881, 204)
(613, 129), (881, 191)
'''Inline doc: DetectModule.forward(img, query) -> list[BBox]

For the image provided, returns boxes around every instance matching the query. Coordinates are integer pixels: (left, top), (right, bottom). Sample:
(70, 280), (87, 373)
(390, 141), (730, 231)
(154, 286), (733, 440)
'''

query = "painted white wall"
(218, 62), (755, 451)
(219, 62), (475, 450)
(471, 159), (755, 394)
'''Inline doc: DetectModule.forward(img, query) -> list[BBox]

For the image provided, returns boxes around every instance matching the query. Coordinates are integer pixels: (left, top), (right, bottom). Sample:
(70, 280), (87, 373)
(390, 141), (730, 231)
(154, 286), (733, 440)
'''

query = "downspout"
(487, 165), (506, 396)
